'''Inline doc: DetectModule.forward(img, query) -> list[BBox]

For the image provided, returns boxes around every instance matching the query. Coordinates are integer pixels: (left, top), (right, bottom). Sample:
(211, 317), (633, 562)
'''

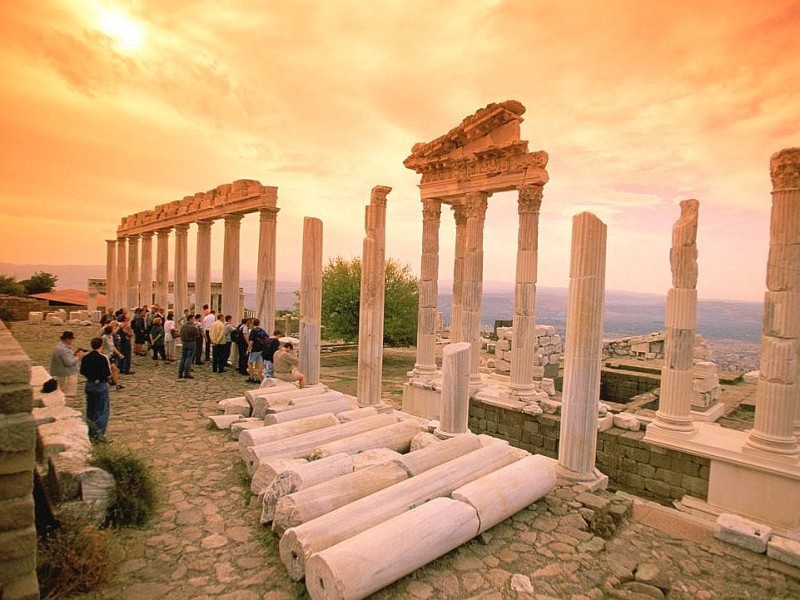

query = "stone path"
(10, 322), (800, 599)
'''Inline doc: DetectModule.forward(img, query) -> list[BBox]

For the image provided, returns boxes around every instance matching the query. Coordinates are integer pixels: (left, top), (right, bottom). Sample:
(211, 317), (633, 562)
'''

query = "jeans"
(119, 338), (132, 373)
(265, 360), (274, 378)
(85, 381), (110, 441)
(179, 342), (195, 377)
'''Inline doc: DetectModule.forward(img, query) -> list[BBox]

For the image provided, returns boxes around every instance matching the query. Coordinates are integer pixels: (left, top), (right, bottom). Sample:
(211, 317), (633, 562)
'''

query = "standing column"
(195, 220), (213, 310)
(105, 239), (116, 310)
(461, 192), (489, 382)
(413, 199), (442, 376)
(747, 148), (800, 456)
(450, 204), (467, 342)
(116, 236), (127, 310)
(509, 185), (543, 397)
(557, 212), (608, 484)
(357, 185), (391, 406)
(300, 218), (323, 385)
(140, 232), (153, 307)
(127, 235), (140, 309)
(174, 224), (189, 320)
(222, 214), (244, 318)
(435, 342), (472, 438)
(155, 228), (171, 309)
(651, 200), (700, 433)
(256, 208), (279, 329)
(87, 280), (98, 312)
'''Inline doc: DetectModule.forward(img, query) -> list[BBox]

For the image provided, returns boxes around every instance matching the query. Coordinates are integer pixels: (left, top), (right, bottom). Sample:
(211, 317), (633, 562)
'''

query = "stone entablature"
(404, 101), (549, 202)
(117, 180), (277, 236)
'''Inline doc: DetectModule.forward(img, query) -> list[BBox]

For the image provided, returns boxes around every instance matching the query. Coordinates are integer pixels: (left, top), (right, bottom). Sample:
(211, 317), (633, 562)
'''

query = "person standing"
(178, 314), (201, 379)
(263, 329), (282, 379)
(149, 316), (167, 362)
(194, 313), (205, 366)
(100, 324), (124, 390)
(234, 317), (250, 376)
(202, 307), (216, 363)
(164, 311), (176, 362)
(79, 337), (112, 442)
(49, 331), (85, 398)
(117, 314), (135, 375)
(246, 318), (267, 383)
(210, 313), (226, 373)
(222, 314), (235, 372)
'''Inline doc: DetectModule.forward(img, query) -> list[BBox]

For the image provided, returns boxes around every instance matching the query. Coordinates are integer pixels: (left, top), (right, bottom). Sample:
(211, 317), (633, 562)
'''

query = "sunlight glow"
(98, 9), (144, 53)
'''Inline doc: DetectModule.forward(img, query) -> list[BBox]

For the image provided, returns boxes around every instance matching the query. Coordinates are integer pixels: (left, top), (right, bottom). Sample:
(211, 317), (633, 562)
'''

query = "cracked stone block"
(714, 513), (771, 553)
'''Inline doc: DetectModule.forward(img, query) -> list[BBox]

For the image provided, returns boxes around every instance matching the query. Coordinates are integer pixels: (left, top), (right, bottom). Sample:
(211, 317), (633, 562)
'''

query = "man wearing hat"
(49, 331), (85, 398)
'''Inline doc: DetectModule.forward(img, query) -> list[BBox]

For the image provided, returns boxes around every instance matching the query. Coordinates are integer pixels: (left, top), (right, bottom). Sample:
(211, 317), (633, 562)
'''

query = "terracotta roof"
(29, 289), (107, 306)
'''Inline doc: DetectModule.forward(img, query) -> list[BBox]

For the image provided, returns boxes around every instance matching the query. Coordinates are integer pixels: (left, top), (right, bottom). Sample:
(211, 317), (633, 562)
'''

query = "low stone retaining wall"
(468, 399), (710, 504)
(0, 296), (49, 322)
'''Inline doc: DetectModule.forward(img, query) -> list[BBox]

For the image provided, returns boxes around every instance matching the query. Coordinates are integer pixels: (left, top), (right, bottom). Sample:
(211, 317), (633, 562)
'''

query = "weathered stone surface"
(714, 513), (771, 553)
(767, 535), (800, 567)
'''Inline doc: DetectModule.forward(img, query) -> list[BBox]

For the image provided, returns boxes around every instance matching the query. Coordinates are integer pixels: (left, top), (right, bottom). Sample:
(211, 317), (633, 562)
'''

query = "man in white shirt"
(202, 308), (216, 364)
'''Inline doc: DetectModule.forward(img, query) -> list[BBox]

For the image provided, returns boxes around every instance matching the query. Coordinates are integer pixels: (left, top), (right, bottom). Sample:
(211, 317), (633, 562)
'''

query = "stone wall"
(0, 321), (39, 599)
(599, 369), (661, 403)
(468, 399), (709, 504)
(0, 296), (49, 322)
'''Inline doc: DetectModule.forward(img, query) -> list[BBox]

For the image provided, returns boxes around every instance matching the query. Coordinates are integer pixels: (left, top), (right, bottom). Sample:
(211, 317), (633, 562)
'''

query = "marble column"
(174, 224), (189, 320)
(357, 185), (391, 406)
(435, 342), (472, 438)
(413, 199), (441, 376)
(155, 228), (171, 309)
(461, 192), (489, 382)
(116, 237), (127, 310)
(747, 148), (800, 456)
(88, 280), (98, 312)
(450, 204), (467, 342)
(652, 200), (700, 433)
(140, 232), (153, 307)
(557, 212), (608, 483)
(256, 208), (279, 330)
(195, 220), (213, 311)
(300, 217), (323, 385)
(222, 213), (244, 318)
(126, 235), (140, 309)
(509, 185), (543, 397)
(105, 239), (116, 310)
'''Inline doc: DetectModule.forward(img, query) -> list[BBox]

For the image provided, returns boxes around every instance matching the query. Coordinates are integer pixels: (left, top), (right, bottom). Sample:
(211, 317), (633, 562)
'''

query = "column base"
(556, 465), (608, 491)
(507, 382), (536, 398)
(433, 426), (470, 440)
(745, 431), (800, 457)
(651, 411), (697, 434)
(413, 364), (439, 378)
(357, 400), (394, 414)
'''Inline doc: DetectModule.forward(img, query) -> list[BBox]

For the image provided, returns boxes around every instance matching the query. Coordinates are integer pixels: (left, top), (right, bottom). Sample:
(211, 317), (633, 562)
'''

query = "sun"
(98, 9), (145, 53)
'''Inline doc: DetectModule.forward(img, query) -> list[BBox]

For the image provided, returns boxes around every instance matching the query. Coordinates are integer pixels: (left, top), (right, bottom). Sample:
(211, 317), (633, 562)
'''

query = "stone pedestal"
(140, 232), (153, 307)
(414, 199), (441, 376)
(105, 239), (116, 310)
(195, 220), (212, 310)
(126, 235), (140, 309)
(116, 236), (127, 310)
(557, 212), (608, 487)
(357, 186), (391, 407)
(462, 192), (489, 383)
(300, 218), (323, 386)
(509, 185), (543, 398)
(747, 148), (800, 456)
(256, 208), (279, 332)
(222, 214), (243, 318)
(155, 228), (171, 309)
(174, 224), (189, 319)
(435, 342), (471, 438)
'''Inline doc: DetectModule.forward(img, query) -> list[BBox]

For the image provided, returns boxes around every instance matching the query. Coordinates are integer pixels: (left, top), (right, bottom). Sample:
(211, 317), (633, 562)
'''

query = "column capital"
(106, 239), (117, 245)
(464, 191), (488, 219)
(770, 147), (800, 191)
(155, 227), (172, 238)
(451, 203), (467, 226)
(140, 231), (153, 240)
(518, 184), (543, 214)
(126, 233), (141, 242)
(421, 198), (441, 221)
(371, 185), (392, 206)
(196, 219), (213, 232)
(174, 223), (190, 235)
(224, 212), (245, 225)
(259, 207), (280, 222)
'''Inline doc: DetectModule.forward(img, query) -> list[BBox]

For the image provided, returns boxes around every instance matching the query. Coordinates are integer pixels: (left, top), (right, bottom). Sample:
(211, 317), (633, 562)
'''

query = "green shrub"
(90, 443), (159, 527)
(37, 515), (113, 599)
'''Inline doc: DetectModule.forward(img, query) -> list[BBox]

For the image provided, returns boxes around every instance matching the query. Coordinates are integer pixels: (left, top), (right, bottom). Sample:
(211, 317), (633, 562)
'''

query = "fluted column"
(105, 239), (116, 310)
(413, 199), (442, 376)
(256, 208), (279, 330)
(450, 204), (467, 342)
(140, 232), (153, 307)
(747, 148), (800, 456)
(300, 218), (323, 385)
(461, 192), (489, 382)
(222, 214), (244, 318)
(195, 220), (213, 310)
(509, 185), (543, 397)
(127, 235), (140, 309)
(435, 342), (472, 438)
(155, 227), (171, 309)
(174, 224), (189, 319)
(652, 200), (700, 432)
(116, 236), (127, 310)
(357, 186), (391, 406)
(558, 212), (607, 482)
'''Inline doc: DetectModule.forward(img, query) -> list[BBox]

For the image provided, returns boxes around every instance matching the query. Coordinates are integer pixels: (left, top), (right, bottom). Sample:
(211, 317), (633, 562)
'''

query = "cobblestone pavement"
(11, 322), (800, 599)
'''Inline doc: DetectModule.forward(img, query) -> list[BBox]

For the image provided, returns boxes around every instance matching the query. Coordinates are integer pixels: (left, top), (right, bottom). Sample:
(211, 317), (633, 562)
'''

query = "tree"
(321, 257), (419, 346)
(22, 271), (58, 295)
(0, 275), (24, 297)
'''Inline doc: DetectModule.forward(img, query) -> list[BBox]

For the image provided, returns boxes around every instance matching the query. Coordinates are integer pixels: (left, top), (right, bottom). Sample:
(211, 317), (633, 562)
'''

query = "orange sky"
(0, 0), (798, 301)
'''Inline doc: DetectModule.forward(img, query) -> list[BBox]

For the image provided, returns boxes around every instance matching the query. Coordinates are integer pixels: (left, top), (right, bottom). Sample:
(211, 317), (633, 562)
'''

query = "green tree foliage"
(0, 274), (24, 296)
(22, 270), (58, 294)
(321, 257), (418, 346)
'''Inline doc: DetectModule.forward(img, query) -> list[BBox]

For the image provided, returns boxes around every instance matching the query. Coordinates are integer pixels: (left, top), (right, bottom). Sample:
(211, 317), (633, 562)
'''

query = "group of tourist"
(49, 304), (307, 442)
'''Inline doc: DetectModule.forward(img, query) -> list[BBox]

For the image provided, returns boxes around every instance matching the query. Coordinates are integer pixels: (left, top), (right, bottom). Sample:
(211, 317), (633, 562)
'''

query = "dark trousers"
(222, 342), (231, 367)
(237, 340), (248, 374)
(85, 381), (110, 441)
(205, 331), (212, 362)
(194, 334), (204, 364)
(179, 342), (195, 377)
(119, 338), (132, 373)
(212, 344), (226, 372)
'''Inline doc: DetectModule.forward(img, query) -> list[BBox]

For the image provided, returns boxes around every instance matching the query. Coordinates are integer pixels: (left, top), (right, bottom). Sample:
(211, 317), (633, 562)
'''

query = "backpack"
(255, 328), (268, 342)
(231, 325), (245, 344)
